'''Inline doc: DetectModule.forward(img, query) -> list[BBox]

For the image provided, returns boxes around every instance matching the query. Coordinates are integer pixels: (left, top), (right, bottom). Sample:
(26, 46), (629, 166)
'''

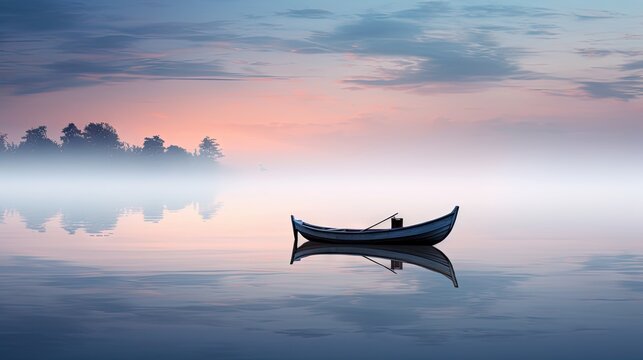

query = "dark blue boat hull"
(291, 206), (458, 245)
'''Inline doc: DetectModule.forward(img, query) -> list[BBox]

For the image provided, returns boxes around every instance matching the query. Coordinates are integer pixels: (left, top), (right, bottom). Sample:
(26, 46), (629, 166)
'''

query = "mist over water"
(1, 177), (219, 234)
(1, 165), (641, 359)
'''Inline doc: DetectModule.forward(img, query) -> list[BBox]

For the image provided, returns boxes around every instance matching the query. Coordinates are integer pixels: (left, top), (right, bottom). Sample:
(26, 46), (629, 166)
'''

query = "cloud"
(311, 16), (522, 88)
(579, 79), (643, 100)
(574, 10), (620, 21)
(0, 0), (639, 100)
(345, 53), (520, 87)
(58, 34), (139, 53)
(622, 59), (643, 71)
(316, 16), (422, 41)
(232, 35), (332, 54)
(576, 48), (614, 58)
(575, 48), (643, 59)
(525, 30), (556, 36)
(392, 1), (452, 19)
(0, 0), (85, 32)
(524, 24), (559, 37)
(1, 74), (101, 96)
(0, 7), (271, 95)
(0, 1), (278, 95)
(461, 5), (559, 18)
(2, 58), (243, 95)
(277, 9), (334, 19)
(475, 24), (518, 32)
(117, 20), (231, 42)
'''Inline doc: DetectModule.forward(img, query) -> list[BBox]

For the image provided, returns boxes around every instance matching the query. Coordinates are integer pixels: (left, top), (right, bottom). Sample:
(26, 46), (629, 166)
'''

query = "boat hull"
(291, 206), (458, 245)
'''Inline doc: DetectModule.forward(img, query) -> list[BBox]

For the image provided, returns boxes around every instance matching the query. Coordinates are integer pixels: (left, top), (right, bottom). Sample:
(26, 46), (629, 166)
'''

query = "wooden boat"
(291, 206), (459, 245)
(290, 241), (458, 287)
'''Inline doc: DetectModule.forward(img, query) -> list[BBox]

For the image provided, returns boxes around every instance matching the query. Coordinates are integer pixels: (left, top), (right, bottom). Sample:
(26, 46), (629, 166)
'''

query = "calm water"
(1, 173), (642, 359)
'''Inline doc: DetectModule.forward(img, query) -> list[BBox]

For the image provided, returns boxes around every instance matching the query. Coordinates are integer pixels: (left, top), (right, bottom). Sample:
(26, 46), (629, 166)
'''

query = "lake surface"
(1, 173), (642, 359)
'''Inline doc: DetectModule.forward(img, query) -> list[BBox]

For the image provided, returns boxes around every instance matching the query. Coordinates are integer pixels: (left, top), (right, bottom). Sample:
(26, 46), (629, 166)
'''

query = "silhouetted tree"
(83, 122), (122, 152)
(60, 123), (85, 151)
(0, 133), (8, 153)
(166, 145), (190, 159)
(198, 136), (223, 161)
(18, 126), (59, 153)
(3, 123), (224, 171)
(142, 135), (165, 155)
(123, 143), (143, 154)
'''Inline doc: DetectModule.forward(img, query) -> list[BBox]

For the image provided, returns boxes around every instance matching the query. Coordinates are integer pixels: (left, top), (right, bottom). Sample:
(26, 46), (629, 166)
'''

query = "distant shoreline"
(1, 122), (224, 172)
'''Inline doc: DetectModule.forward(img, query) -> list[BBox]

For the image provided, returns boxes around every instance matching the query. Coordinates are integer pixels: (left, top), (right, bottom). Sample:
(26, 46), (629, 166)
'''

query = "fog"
(0, 173), (221, 235)
(1, 156), (640, 247)
(2, 118), (641, 242)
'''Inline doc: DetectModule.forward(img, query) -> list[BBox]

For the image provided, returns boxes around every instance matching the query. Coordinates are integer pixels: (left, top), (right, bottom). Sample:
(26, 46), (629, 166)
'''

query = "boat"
(290, 241), (458, 287)
(291, 206), (459, 245)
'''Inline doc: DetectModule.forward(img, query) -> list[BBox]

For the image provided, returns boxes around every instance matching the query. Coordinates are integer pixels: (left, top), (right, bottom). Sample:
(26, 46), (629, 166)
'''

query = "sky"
(1, 0), (642, 169)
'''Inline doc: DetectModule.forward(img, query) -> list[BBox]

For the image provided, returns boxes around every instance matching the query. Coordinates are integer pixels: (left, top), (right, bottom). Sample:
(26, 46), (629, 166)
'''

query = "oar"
(359, 213), (399, 273)
(362, 256), (397, 274)
(361, 212), (398, 231)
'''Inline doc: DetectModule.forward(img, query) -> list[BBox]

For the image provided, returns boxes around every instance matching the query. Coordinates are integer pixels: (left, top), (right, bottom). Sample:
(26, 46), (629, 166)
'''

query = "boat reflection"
(290, 241), (458, 287)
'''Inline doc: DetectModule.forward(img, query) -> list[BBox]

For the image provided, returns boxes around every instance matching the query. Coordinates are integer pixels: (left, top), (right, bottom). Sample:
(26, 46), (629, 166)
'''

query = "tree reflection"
(0, 181), (219, 235)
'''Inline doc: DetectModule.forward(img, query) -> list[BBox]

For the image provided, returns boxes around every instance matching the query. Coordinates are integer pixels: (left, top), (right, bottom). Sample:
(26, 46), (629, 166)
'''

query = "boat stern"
(289, 215), (299, 264)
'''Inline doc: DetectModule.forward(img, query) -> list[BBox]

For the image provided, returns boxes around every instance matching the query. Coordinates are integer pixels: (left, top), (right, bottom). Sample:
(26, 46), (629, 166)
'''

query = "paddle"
(361, 212), (398, 231)
(360, 212), (400, 273)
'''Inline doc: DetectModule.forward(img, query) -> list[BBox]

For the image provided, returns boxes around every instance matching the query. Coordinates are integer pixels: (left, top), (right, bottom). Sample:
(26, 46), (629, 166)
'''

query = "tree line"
(0, 122), (223, 162)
